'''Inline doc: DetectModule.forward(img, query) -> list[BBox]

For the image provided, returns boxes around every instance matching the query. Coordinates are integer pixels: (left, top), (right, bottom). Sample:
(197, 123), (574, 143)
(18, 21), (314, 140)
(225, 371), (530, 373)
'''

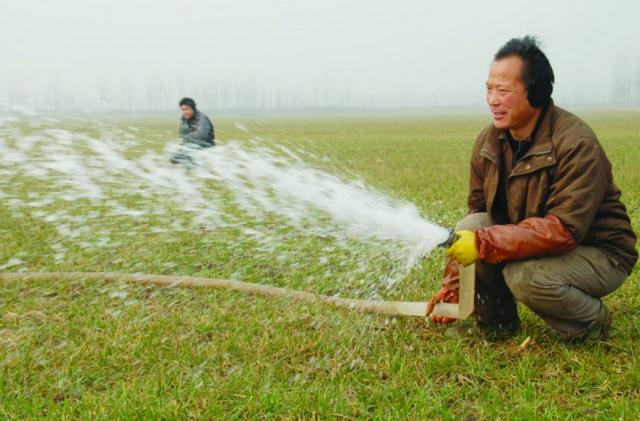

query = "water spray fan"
(0, 119), (476, 321)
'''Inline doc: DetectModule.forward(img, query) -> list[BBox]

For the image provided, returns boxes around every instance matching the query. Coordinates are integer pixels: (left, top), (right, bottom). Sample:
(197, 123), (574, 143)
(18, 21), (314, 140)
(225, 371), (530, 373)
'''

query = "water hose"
(0, 234), (472, 319)
(0, 272), (430, 317)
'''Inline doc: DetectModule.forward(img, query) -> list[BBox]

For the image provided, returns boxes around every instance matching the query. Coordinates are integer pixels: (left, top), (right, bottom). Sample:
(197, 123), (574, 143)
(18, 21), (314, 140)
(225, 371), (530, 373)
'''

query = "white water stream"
(0, 116), (448, 297)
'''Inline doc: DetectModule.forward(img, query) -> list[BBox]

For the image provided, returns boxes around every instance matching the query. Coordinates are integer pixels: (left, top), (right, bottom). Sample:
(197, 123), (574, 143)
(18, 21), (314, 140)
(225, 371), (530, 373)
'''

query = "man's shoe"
(444, 319), (520, 339)
(583, 304), (612, 341)
(478, 318), (521, 339)
(444, 321), (479, 338)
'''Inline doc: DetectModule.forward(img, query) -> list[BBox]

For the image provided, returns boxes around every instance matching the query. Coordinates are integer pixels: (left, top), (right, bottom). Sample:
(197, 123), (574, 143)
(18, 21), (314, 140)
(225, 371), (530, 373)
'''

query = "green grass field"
(1, 111), (639, 419)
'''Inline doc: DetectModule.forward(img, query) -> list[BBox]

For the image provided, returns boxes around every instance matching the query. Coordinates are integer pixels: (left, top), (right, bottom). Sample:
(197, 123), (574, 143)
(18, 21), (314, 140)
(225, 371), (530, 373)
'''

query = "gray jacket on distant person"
(179, 110), (215, 147)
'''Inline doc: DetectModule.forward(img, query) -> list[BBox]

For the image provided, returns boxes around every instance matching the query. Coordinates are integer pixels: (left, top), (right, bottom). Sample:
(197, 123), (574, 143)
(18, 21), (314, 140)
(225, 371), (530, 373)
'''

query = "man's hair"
(179, 97), (197, 110)
(494, 35), (554, 107)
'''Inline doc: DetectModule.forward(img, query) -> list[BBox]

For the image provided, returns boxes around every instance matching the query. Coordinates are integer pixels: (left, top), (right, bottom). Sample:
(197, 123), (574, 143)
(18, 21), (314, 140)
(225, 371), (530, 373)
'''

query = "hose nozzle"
(438, 230), (460, 249)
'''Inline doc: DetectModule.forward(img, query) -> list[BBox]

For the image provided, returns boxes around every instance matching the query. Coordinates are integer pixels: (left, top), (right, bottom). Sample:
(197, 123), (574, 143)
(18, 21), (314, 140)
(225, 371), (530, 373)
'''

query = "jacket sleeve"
(475, 214), (576, 264)
(468, 134), (486, 213)
(544, 136), (610, 243)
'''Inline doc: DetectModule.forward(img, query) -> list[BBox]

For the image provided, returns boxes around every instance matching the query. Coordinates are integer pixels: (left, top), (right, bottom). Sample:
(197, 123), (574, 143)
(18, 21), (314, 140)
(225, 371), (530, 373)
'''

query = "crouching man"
(170, 97), (215, 166)
(427, 36), (637, 341)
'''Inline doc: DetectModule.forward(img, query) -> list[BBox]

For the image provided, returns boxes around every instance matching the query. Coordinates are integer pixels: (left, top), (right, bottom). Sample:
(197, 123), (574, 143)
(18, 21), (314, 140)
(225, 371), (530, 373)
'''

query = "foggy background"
(1, 0), (639, 113)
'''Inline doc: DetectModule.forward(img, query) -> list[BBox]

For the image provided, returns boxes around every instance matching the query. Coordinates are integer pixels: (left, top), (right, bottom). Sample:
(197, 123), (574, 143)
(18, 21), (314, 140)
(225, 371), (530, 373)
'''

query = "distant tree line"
(1, 62), (639, 113)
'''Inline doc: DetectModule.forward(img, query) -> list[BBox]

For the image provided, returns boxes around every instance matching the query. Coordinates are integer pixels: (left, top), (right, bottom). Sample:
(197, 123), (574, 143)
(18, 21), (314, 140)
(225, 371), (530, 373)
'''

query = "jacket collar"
(482, 100), (556, 162)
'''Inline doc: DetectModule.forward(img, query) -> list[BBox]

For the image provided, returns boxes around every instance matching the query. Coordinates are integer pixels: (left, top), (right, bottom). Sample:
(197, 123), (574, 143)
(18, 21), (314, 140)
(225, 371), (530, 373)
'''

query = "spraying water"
(0, 115), (448, 297)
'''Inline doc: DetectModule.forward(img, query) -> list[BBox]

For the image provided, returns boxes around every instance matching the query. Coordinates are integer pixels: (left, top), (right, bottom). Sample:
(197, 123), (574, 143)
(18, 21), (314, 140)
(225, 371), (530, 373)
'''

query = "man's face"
(486, 56), (538, 133)
(180, 105), (194, 119)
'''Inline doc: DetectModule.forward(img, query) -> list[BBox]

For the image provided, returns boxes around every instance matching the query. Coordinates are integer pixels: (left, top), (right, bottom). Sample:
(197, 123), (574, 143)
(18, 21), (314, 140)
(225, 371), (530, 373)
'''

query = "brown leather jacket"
(469, 102), (638, 274)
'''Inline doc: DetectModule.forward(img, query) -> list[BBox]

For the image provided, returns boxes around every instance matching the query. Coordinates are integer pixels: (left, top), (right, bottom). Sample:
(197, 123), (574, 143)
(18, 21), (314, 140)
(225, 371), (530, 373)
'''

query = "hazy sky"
(1, 0), (639, 110)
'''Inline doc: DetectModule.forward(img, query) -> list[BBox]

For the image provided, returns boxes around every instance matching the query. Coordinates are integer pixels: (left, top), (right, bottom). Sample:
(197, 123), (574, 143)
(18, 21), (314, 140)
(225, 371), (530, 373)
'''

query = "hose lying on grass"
(0, 272), (430, 317)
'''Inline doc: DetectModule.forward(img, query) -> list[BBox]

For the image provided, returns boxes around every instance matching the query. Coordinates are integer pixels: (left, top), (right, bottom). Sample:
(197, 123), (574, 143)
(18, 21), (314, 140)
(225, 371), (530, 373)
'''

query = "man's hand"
(446, 230), (478, 266)
(426, 287), (458, 324)
(426, 258), (460, 324)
